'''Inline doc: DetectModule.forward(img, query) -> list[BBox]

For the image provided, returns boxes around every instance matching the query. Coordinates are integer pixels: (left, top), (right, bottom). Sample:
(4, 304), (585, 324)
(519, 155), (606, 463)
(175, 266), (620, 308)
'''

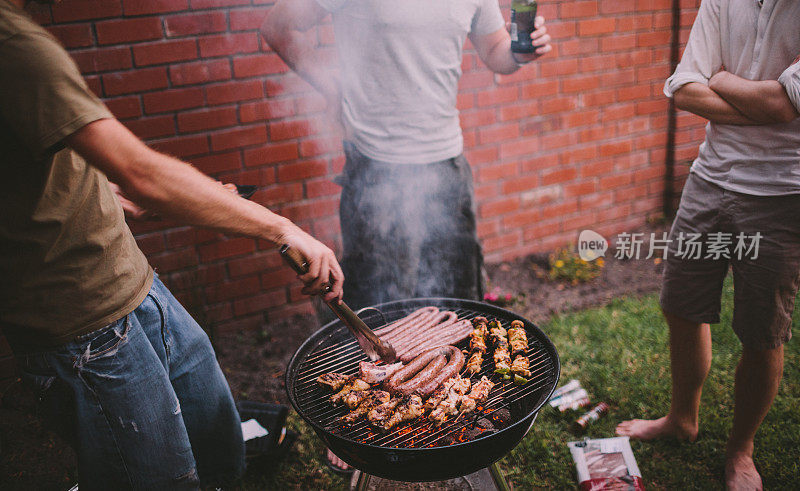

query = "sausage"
(393, 355), (447, 395)
(380, 309), (442, 343)
(398, 322), (473, 362)
(414, 346), (465, 397)
(397, 319), (471, 360)
(386, 311), (457, 346)
(385, 350), (443, 395)
(375, 307), (438, 337)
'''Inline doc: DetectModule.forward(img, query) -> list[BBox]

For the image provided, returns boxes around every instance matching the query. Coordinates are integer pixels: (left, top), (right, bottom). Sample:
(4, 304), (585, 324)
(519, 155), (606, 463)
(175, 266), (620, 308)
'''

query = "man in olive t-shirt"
(0, 1), (345, 488)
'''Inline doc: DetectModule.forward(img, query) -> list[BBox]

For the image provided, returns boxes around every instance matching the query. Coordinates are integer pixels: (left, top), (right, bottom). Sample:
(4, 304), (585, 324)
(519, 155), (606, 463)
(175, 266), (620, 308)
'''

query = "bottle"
(510, 0), (538, 54)
(574, 402), (610, 429)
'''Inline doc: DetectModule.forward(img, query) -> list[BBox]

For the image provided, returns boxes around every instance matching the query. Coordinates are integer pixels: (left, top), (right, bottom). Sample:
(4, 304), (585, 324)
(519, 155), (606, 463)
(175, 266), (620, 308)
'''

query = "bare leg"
(326, 448), (351, 472)
(616, 311), (711, 441)
(725, 345), (783, 491)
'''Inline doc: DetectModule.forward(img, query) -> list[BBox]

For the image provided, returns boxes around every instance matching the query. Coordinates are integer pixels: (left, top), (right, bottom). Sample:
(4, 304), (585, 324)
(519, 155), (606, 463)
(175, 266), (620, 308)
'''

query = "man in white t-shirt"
(261, 0), (551, 473)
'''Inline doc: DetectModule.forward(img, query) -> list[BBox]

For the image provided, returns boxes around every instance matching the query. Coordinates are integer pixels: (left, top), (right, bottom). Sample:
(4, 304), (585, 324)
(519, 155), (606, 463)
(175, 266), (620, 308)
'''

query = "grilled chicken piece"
(488, 320), (507, 347)
(317, 373), (350, 391)
(469, 324), (488, 353)
(367, 398), (401, 427)
(331, 379), (370, 404)
(459, 376), (495, 414)
(429, 377), (471, 425)
(423, 378), (457, 412)
(465, 350), (484, 374)
(342, 390), (391, 423)
(472, 316), (489, 328)
(380, 394), (424, 431)
(507, 321), (528, 356)
(342, 388), (372, 409)
(359, 361), (404, 384)
(510, 354), (531, 378)
(493, 338), (511, 372)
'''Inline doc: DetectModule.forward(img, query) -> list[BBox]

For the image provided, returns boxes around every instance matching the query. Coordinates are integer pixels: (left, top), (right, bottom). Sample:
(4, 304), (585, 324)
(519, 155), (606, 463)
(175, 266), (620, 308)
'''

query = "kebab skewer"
(342, 390), (391, 423)
(465, 317), (489, 374)
(489, 320), (512, 380)
(507, 320), (531, 384)
(457, 376), (495, 415)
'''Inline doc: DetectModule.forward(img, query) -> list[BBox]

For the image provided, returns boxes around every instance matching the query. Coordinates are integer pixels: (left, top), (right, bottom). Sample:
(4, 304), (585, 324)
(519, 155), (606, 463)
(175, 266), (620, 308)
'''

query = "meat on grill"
(490, 320), (512, 373)
(359, 361), (404, 384)
(429, 377), (471, 426)
(342, 390), (391, 423)
(317, 373), (351, 391)
(423, 377), (458, 413)
(507, 320), (528, 357)
(465, 317), (489, 374)
(510, 355), (531, 378)
(374, 308), (473, 363)
(380, 394), (425, 431)
(332, 378), (370, 404)
(428, 378), (472, 426)
(458, 376), (495, 414)
(342, 387), (372, 409)
(367, 397), (402, 427)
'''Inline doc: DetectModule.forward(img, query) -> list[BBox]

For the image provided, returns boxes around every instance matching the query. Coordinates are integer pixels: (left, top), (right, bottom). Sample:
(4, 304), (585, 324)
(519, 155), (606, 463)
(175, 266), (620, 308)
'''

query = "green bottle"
(510, 0), (538, 54)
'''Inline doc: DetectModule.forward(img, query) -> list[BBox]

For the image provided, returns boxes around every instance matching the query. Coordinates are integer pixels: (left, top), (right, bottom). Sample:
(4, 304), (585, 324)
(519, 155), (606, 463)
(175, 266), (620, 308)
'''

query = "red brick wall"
(0, 0), (707, 387)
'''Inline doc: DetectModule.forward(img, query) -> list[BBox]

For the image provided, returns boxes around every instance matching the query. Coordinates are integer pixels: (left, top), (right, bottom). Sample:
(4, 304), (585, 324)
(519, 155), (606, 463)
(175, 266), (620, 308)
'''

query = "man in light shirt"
(616, 0), (800, 489)
(260, 0), (552, 473)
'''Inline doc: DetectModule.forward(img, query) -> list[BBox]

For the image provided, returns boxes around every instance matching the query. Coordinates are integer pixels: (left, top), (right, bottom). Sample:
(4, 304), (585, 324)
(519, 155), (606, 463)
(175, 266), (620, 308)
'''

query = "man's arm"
(470, 16), (552, 75)
(65, 118), (344, 301)
(709, 71), (800, 124)
(673, 82), (763, 126)
(260, 0), (340, 106)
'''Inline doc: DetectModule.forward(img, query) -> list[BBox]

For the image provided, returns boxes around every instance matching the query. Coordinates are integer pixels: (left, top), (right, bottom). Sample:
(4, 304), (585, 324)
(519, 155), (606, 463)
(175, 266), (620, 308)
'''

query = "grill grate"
(292, 303), (558, 449)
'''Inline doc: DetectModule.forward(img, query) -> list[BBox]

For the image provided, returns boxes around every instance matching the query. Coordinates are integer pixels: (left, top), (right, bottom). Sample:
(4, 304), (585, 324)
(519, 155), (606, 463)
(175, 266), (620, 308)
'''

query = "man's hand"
(510, 16), (552, 63)
(472, 16), (552, 75)
(276, 223), (344, 303)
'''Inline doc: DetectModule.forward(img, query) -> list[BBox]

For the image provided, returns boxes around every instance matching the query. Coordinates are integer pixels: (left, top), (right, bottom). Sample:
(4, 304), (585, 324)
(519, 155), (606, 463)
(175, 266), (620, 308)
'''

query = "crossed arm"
(674, 72), (799, 126)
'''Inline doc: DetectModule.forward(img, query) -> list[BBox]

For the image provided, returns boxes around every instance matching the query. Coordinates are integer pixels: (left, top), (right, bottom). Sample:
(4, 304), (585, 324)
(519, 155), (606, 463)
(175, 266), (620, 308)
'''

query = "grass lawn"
(242, 277), (800, 489)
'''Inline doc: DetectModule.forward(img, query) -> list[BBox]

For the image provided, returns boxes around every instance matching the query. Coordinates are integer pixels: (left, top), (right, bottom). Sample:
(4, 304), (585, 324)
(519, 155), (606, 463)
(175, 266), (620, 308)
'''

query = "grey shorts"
(661, 173), (800, 349)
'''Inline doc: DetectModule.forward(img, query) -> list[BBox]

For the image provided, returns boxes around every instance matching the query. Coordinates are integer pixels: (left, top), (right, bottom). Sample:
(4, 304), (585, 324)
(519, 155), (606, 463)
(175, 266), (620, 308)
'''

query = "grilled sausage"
(392, 355), (447, 396)
(414, 346), (465, 397)
(397, 319), (471, 360)
(387, 311), (458, 346)
(377, 307), (439, 338)
(385, 350), (444, 395)
(399, 324), (474, 363)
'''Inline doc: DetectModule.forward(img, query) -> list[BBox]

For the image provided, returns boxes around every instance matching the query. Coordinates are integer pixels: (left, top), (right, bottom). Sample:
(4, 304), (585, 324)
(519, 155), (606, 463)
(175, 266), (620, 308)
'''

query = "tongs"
(280, 245), (397, 363)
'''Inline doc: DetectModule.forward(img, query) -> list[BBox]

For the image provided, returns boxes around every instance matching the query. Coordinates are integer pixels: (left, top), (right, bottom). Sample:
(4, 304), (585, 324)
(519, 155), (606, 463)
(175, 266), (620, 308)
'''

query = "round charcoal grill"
(286, 298), (560, 482)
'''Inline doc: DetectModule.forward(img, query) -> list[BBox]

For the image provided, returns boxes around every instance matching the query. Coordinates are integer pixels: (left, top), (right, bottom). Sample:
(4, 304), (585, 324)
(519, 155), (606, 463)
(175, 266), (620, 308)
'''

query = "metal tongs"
(280, 245), (397, 363)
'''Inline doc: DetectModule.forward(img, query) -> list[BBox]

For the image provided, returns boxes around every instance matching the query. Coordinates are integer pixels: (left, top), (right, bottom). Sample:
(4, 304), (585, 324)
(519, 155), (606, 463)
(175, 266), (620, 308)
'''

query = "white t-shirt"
(316, 0), (505, 164)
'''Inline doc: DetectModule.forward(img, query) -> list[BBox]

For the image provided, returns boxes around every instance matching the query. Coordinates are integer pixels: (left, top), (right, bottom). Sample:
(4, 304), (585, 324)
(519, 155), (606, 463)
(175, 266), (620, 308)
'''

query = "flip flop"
(324, 449), (354, 476)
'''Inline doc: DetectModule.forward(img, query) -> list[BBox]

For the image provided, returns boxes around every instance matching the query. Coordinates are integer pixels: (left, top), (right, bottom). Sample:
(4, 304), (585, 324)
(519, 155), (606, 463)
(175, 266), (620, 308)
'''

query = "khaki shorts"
(660, 173), (800, 349)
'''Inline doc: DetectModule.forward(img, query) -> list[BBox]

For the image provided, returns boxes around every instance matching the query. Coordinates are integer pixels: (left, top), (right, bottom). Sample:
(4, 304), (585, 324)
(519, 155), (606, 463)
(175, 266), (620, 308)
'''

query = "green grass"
(241, 278), (800, 489)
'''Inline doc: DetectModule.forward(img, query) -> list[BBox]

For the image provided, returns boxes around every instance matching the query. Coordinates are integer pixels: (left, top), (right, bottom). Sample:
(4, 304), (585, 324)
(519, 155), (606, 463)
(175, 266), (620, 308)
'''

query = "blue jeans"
(17, 274), (245, 490)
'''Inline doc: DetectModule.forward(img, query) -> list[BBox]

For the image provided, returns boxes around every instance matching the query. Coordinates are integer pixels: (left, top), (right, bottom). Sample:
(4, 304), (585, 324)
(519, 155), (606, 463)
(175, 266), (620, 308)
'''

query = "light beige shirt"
(664, 0), (800, 196)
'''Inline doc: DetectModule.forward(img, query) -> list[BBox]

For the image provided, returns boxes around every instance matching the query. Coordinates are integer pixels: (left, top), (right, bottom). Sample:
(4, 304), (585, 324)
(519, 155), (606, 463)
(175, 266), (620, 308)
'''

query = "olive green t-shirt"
(0, 1), (152, 348)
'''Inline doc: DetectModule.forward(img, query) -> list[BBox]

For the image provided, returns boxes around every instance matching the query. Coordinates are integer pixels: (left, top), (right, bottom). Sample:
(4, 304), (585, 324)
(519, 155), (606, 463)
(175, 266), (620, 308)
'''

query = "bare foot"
(725, 454), (762, 491)
(615, 416), (698, 441)
(326, 448), (351, 473)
